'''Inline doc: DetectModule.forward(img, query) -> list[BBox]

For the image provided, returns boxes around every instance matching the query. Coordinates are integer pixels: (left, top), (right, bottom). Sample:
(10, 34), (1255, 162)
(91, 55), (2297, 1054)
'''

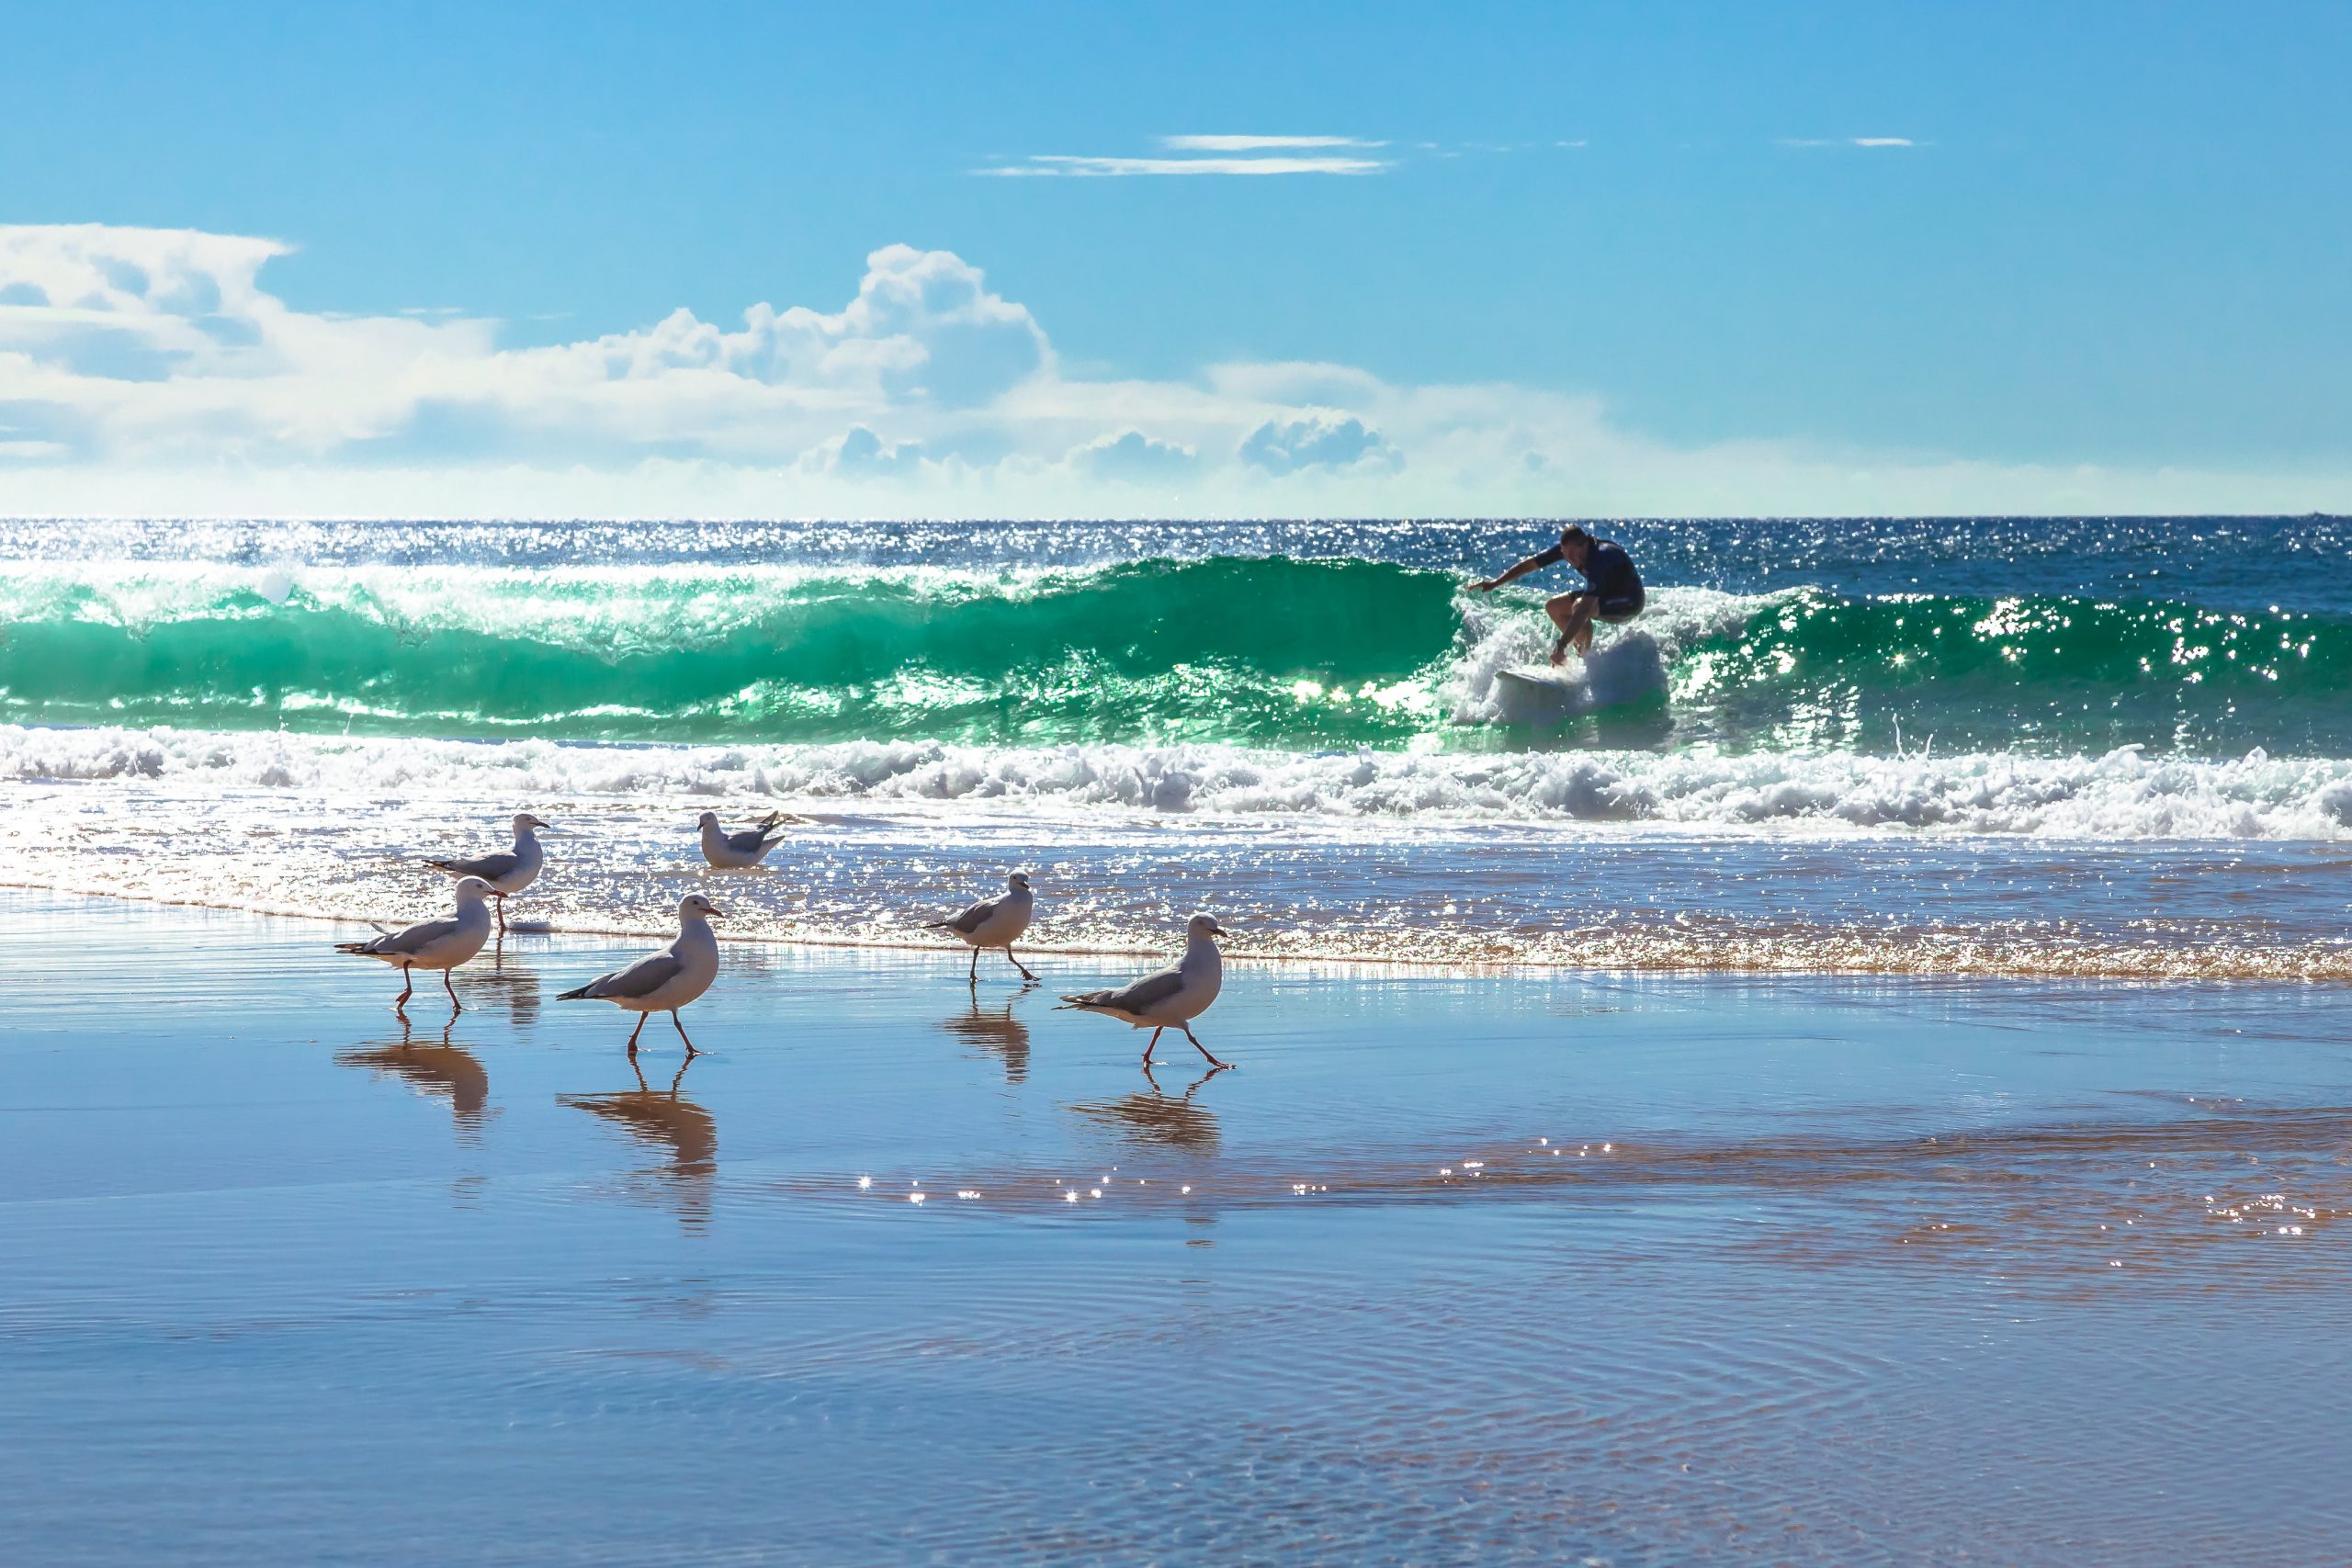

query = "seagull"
(427, 812), (548, 933)
(927, 872), (1037, 982)
(556, 893), (723, 1056)
(334, 876), (495, 1013)
(1058, 914), (1231, 1069)
(696, 808), (799, 868)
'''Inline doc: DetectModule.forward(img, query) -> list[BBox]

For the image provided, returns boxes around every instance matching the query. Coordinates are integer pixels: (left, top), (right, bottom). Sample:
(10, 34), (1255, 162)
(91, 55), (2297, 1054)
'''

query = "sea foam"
(8, 724), (2349, 840)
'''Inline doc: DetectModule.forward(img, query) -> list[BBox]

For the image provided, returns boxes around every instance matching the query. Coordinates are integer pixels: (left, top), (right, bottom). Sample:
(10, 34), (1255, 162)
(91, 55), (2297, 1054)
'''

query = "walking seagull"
(927, 872), (1037, 982)
(427, 812), (548, 933)
(696, 809), (800, 868)
(334, 876), (495, 1014)
(1058, 914), (1231, 1069)
(557, 894), (723, 1056)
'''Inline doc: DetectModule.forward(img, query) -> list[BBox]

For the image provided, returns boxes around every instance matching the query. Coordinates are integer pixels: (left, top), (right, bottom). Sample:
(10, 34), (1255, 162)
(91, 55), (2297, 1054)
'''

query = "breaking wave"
(10, 724), (2350, 839)
(3, 555), (2348, 755)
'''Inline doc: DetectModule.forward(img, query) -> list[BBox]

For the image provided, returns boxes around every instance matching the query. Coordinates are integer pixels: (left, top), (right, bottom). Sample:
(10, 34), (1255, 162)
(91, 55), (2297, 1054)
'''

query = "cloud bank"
(0, 221), (2343, 519)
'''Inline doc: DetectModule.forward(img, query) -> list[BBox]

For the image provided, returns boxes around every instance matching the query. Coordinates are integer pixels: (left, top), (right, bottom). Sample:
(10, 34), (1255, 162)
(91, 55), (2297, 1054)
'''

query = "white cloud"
(1238, 412), (1400, 475)
(1069, 428), (1197, 481)
(1159, 135), (1387, 152)
(1781, 137), (1917, 149)
(976, 153), (1389, 177)
(814, 425), (925, 478)
(0, 220), (2343, 520)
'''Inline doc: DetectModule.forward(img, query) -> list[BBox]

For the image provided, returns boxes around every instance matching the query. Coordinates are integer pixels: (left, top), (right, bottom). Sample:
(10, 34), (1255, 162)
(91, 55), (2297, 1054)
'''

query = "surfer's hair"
(1559, 525), (1592, 547)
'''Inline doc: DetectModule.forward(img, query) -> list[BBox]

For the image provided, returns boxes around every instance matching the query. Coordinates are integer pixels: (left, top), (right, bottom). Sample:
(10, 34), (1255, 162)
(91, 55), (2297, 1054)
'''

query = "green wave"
(1674, 589), (2352, 755)
(2, 558), (2347, 755)
(0, 558), (1464, 748)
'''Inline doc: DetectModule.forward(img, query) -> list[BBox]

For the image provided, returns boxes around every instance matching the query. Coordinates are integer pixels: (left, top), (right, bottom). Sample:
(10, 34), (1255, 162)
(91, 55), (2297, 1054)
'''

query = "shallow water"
(6, 890), (2349, 1563)
(7, 778), (2349, 980)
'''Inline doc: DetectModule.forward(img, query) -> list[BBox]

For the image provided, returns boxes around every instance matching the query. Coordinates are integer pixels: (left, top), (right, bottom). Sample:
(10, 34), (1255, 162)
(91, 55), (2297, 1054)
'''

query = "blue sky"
(2, 1), (2346, 516)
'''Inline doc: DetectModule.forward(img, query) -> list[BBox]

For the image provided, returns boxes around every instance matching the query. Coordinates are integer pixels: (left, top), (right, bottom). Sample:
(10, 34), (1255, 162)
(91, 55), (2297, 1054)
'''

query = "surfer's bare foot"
(1549, 636), (1570, 667)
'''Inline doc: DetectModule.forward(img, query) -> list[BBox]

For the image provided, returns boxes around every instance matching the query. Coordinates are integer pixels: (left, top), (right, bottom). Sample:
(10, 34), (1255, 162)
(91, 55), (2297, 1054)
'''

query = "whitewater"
(10, 724), (2351, 839)
(5, 515), (2348, 977)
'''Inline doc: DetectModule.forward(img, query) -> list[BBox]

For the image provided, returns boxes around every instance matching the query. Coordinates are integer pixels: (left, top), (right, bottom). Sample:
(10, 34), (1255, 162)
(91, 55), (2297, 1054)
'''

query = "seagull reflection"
(559, 1056), (717, 1227)
(1070, 1063), (1227, 1154)
(943, 986), (1035, 1082)
(337, 1019), (492, 1141)
(467, 939), (542, 1030)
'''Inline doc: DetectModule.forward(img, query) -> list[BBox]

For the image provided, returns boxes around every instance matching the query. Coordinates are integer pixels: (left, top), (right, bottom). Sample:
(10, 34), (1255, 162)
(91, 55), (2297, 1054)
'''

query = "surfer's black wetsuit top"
(1530, 537), (1645, 619)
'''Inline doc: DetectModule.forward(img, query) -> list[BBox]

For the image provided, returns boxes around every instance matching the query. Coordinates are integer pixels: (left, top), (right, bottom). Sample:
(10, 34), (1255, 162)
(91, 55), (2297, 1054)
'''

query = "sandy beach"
(7, 887), (2347, 1563)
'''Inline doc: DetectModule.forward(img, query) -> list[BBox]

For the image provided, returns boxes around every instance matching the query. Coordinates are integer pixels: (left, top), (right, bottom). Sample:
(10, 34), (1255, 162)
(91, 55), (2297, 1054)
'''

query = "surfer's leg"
(1581, 594), (1645, 652)
(1546, 593), (1597, 663)
(1570, 600), (1600, 654)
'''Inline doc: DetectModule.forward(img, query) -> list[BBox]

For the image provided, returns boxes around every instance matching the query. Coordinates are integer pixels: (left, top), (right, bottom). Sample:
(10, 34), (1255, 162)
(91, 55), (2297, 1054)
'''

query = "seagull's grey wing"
(588, 952), (685, 1000)
(432, 850), (520, 879)
(944, 896), (999, 935)
(377, 915), (461, 956)
(1080, 965), (1186, 1012)
(724, 827), (777, 852)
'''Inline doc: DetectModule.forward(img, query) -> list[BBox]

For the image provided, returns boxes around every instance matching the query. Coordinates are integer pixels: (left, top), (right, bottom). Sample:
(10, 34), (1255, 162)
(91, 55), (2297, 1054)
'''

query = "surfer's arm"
(1468, 546), (1564, 592)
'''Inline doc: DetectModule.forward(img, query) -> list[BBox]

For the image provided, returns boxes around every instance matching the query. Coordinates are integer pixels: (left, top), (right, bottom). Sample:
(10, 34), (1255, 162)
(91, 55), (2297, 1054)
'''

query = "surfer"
(1468, 525), (1646, 665)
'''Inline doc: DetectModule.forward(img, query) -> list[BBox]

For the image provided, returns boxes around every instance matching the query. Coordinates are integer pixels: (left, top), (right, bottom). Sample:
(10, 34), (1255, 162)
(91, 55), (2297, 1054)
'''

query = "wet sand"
(4, 889), (2348, 1564)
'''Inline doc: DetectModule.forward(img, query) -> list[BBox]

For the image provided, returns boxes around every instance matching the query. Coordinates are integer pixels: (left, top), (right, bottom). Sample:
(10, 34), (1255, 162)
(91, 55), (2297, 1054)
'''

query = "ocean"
(3, 515), (2347, 976)
(8, 516), (2352, 1563)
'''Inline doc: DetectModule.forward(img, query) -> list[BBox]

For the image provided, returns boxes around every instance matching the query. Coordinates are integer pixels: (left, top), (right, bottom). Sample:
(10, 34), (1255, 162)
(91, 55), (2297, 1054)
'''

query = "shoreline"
(11, 879), (2347, 986)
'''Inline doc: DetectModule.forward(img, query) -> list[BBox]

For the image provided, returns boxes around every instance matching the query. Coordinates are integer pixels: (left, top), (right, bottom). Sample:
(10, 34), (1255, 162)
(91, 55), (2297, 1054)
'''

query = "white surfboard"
(1489, 632), (1670, 727)
(1491, 664), (1590, 725)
